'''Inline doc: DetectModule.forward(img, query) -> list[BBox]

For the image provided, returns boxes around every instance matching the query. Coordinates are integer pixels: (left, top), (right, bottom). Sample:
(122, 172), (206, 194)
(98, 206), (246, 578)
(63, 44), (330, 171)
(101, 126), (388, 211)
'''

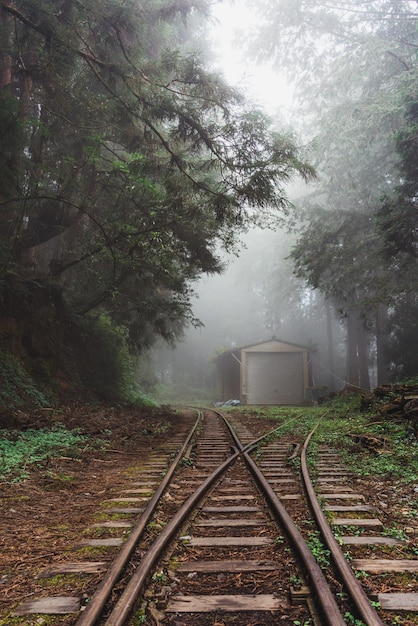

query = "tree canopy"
(0, 0), (313, 353)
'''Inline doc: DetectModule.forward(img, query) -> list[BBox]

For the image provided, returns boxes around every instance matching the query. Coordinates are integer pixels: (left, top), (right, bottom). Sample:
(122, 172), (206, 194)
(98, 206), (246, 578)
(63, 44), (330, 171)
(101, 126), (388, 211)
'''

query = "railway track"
(8, 408), (418, 625)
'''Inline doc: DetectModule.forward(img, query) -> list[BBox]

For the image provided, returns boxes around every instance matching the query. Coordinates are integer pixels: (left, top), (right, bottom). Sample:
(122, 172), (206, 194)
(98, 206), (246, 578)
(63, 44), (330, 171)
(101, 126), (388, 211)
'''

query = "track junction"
(4, 407), (418, 625)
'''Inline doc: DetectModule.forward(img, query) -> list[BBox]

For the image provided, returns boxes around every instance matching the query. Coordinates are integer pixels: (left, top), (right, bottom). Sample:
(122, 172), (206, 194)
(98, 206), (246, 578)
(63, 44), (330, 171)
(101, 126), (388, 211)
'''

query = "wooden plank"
(332, 518), (382, 527)
(13, 597), (80, 616)
(106, 507), (143, 514)
(262, 471), (292, 476)
(317, 471), (353, 475)
(102, 497), (145, 503)
(352, 559), (418, 573)
(92, 521), (133, 528)
(211, 495), (255, 501)
(166, 594), (287, 612)
(318, 487), (354, 492)
(223, 480), (251, 484)
(196, 519), (264, 527)
(264, 473), (293, 478)
(81, 538), (124, 547)
(317, 466), (342, 470)
(177, 560), (278, 573)
(190, 537), (273, 547)
(325, 505), (377, 512)
(378, 593), (418, 611)
(342, 536), (402, 545)
(317, 478), (349, 483)
(217, 487), (252, 492)
(38, 562), (107, 578)
(320, 493), (364, 500)
(278, 494), (301, 499)
(130, 482), (158, 486)
(202, 506), (261, 513)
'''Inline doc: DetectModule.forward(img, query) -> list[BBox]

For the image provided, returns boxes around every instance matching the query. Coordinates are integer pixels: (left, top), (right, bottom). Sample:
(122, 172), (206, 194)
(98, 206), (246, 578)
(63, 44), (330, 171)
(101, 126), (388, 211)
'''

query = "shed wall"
(244, 351), (305, 404)
(215, 354), (241, 401)
(215, 340), (309, 405)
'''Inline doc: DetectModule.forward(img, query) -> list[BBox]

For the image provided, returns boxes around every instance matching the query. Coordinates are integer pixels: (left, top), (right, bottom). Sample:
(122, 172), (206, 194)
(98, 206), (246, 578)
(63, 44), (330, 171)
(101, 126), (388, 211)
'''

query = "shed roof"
(213, 338), (309, 361)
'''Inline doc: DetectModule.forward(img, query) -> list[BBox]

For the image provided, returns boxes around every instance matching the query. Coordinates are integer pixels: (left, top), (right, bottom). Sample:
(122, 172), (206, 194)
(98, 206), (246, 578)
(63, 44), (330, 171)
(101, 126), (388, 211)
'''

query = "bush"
(0, 351), (50, 411)
(74, 315), (154, 405)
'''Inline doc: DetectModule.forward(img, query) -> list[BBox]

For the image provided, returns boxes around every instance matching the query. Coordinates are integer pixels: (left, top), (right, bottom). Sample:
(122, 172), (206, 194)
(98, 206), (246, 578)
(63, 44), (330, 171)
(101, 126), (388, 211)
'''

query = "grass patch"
(250, 395), (418, 485)
(0, 616), (60, 626)
(0, 424), (108, 483)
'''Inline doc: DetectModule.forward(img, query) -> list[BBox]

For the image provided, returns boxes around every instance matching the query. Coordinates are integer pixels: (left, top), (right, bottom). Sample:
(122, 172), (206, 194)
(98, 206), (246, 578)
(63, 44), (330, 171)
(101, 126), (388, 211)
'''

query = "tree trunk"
(325, 299), (336, 391)
(0, 8), (13, 89)
(356, 316), (370, 390)
(346, 313), (359, 388)
(376, 303), (390, 385)
(346, 311), (370, 391)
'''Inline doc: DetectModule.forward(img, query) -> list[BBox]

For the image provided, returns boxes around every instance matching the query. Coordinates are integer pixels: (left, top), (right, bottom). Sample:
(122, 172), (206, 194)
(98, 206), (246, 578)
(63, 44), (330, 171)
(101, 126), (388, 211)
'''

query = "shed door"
(246, 352), (304, 405)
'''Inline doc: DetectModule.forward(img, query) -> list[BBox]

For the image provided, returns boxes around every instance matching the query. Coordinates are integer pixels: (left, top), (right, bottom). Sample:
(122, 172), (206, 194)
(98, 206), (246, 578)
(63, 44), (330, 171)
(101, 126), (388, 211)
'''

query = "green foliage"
(74, 315), (155, 405)
(131, 610), (147, 625)
(305, 530), (330, 568)
(0, 425), (90, 482)
(378, 97), (418, 262)
(348, 422), (418, 483)
(0, 351), (50, 411)
(251, 397), (418, 485)
(344, 613), (366, 626)
(382, 526), (408, 541)
(151, 571), (167, 583)
(152, 382), (213, 405)
(0, 0), (314, 362)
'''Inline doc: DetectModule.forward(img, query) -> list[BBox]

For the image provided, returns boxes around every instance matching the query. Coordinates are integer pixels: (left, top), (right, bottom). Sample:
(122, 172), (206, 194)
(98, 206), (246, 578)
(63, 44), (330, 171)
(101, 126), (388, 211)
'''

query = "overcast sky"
(209, 2), (294, 116)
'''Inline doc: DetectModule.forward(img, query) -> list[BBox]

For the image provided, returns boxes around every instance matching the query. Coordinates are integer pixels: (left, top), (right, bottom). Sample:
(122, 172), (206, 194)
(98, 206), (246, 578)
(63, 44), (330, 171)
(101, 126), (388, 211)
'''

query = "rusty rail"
(301, 423), (384, 626)
(75, 411), (202, 626)
(220, 412), (346, 626)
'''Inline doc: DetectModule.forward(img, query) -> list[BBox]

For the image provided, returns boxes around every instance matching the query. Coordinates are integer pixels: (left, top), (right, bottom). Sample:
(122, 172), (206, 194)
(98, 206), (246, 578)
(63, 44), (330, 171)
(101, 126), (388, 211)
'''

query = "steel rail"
(220, 412), (346, 626)
(75, 411), (202, 626)
(103, 410), (285, 625)
(104, 447), (242, 625)
(80, 409), (343, 625)
(301, 423), (384, 626)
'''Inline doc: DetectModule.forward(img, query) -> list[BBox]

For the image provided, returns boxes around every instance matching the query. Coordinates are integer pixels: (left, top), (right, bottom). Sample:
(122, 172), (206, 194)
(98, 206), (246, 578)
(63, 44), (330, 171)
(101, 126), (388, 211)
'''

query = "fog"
(149, 227), (346, 403)
(147, 3), (346, 403)
(147, 4), (317, 402)
(208, 2), (295, 116)
(147, 0), (416, 399)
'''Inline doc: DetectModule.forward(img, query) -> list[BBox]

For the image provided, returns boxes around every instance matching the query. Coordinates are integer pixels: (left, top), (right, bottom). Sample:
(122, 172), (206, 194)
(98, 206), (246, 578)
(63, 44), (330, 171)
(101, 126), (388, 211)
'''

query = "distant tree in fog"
(249, 0), (418, 383)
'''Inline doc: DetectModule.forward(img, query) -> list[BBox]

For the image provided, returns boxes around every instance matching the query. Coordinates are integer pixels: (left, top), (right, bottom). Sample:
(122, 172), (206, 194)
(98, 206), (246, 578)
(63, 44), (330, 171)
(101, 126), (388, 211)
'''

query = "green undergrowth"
(234, 394), (418, 484)
(0, 351), (51, 410)
(0, 424), (109, 483)
(152, 382), (213, 406)
(0, 617), (60, 626)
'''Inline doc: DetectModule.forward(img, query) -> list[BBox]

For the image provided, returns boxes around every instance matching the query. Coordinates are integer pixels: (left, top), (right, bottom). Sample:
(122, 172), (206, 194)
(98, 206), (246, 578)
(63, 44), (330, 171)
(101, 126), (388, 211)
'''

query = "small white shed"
(214, 339), (310, 405)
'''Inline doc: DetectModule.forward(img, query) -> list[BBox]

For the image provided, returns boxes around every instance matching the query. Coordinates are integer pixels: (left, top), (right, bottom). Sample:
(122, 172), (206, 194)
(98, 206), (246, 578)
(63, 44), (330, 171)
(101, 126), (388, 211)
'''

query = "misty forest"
(0, 0), (417, 409)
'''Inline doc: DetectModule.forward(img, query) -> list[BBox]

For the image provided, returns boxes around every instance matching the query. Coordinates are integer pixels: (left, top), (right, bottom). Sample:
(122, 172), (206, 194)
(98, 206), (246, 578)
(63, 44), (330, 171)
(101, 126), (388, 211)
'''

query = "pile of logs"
(362, 383), (418, 425)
